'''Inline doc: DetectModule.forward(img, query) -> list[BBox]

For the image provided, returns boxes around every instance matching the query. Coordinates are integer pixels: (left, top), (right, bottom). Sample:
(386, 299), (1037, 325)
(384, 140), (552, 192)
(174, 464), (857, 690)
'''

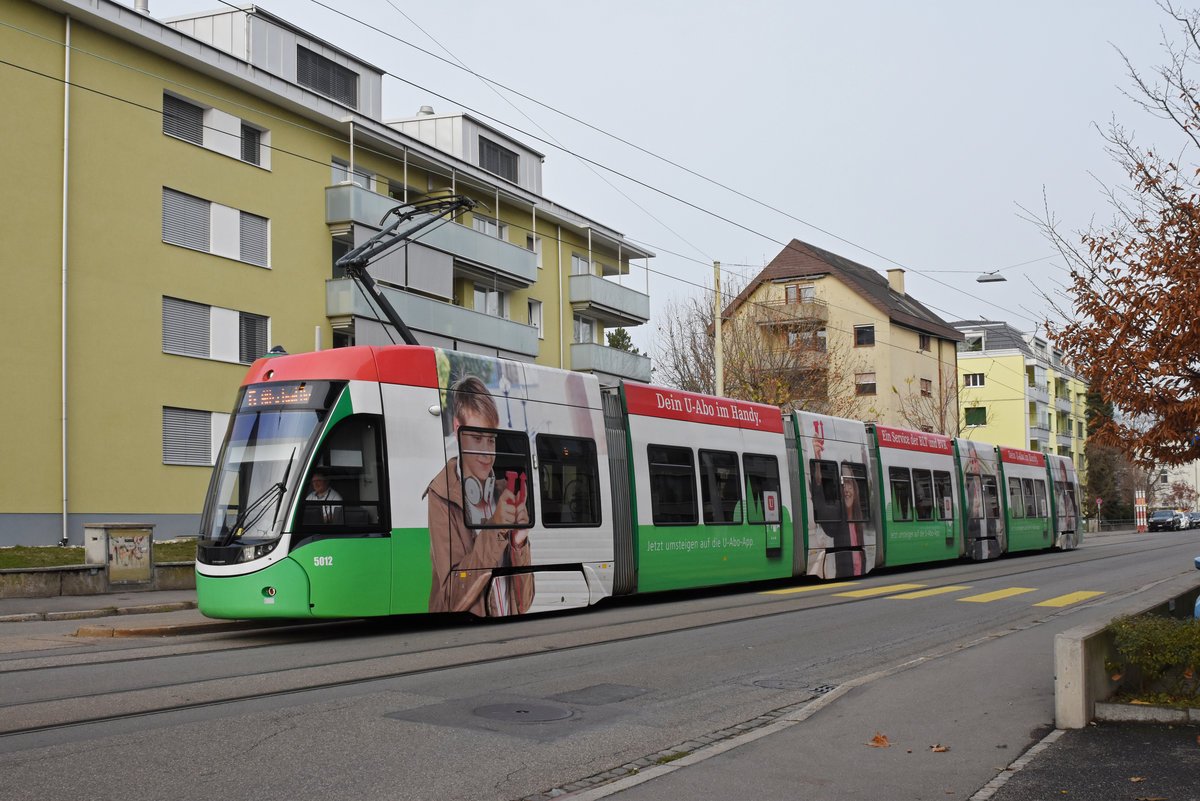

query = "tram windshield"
(198, 381), (343, 551)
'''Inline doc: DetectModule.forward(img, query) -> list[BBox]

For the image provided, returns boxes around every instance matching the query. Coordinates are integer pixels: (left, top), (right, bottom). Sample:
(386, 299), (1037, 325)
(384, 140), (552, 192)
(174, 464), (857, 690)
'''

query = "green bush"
(1108, 613), (1200, 703)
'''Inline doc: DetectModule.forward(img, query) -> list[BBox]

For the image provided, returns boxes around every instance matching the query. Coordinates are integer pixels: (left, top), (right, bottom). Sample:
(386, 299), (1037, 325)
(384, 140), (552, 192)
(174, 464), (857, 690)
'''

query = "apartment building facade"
(721, 240), (962, 428)
(3, 0), (652, 545)
(951, 320), (1088, 477)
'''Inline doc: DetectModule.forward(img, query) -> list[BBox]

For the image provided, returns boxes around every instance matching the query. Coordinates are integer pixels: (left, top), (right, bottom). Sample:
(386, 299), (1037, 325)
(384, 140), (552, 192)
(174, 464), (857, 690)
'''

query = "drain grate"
(753, 678), (809, 690)
(473, 702), (573, 723)
(810, 684), (838, 695)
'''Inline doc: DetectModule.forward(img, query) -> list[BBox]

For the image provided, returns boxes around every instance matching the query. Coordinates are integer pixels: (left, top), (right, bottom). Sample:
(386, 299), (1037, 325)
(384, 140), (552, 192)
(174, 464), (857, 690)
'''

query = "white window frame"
(472, 213), (508, 241)
(163, 296), (270, 365)
(528, 299), (544, 339)
(526, 234), (543, 268)
(162, 188), (270, 268)
(331, 157), (374, 190)
(964, 372), (986, 387)
(574, 314), (596, 344)
(473, 287), (506, 318)
(162, 407), (229, 466)
(571, 253), (592, 276)
(163, 92), (270, 168)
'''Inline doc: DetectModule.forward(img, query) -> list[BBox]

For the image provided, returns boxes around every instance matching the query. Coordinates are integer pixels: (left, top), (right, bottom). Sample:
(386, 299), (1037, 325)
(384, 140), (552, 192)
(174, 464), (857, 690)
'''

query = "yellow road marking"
(1034, 591), (1105, 607)
(890, 585), (973, 599)
(834, 583), (927, 598)
(763, 582), (859, 595)
(958, 587), (1037, 603)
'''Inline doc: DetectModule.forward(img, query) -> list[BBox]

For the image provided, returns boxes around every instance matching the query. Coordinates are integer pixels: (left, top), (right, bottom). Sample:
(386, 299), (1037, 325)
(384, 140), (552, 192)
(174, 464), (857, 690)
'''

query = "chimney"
(417, 105), (435, 116)
(135, 0), (149, 12)
(887, 268), (905, 295)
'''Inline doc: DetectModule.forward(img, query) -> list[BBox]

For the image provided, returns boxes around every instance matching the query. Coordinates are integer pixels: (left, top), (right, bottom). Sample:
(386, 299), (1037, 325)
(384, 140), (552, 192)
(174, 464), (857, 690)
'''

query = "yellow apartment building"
(721, 240), (962, 428)
(2, 0), (653, 545)
(952, 320), (1088, 479)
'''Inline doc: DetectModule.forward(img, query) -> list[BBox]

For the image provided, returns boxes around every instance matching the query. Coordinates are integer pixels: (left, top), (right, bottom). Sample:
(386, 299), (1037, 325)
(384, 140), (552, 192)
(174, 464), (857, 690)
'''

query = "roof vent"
(417, 105), (435, 116)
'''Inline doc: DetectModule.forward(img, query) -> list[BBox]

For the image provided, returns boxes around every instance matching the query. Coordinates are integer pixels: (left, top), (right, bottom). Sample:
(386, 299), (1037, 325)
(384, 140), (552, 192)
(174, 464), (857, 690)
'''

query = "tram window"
(965, 475), (984, 522)
(890, 467), (914, 522)
(912, 469), (935, 521)
(933, 471), (954, 520)
(700, 449), (742, 525)
(457, 426), (534, 530)
(843, 462), (870, 523)
(1033, 480), (1049, 517)
(536, 434), (600, 527)
(810, 459), (869, 524)
(743, 453), (781, 524)
(298, 415), (387, 534)
(1021, 478), (1039, 518)
(982, 476), (1001, 520)
(1008, 478), (1025, 519)
(648, 445), (698, 525)
(810, 460), (842, 523)
(1063, 484), (1079, 517)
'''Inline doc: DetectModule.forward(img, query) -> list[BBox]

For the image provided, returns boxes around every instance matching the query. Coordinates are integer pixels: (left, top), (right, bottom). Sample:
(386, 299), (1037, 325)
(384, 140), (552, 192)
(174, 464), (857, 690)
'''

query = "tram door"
(297, 415), (392, 616)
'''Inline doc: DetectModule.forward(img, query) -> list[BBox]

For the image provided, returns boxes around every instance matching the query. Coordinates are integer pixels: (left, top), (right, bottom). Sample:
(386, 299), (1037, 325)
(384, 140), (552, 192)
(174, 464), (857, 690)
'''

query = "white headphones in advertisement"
(464, 474), (495, 507)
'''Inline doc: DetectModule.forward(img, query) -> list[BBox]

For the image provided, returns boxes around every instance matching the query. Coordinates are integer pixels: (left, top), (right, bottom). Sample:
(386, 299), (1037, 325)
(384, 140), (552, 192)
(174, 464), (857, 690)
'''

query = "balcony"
(570, 342), (652, 384)
(1026, 383), (1050, 403)
(326, 278), (539, 358)
(569, 274), (651, 327)
(1057, 433), (1073, 449)
(1055, 394), (1072, 412)
(755, 298), (829, 326)
(326, 184), (537, 290)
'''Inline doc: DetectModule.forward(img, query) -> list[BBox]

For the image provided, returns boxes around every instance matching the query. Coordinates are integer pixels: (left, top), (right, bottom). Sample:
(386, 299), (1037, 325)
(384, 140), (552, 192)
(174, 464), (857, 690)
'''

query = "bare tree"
(651, 280), (866, 415)
(652, 292), (715, 395)
(1160, 479), (1199, 510)
(893, 364), (961, 435)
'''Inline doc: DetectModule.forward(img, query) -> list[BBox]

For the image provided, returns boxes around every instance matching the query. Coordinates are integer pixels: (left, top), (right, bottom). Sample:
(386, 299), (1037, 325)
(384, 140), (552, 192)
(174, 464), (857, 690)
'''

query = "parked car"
(1195, 556), (1199, 618)
(1148, 510), (1186, 531)
(1189, 512), (1200, 529)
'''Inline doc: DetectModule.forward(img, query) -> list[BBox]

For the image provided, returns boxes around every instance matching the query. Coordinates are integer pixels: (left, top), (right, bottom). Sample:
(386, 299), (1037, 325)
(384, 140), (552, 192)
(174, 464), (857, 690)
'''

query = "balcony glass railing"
(326, 185), (537, 287)
(569, 342), (652, 383)
(326, 278), (538, 357)
(568, 274), (650, 327)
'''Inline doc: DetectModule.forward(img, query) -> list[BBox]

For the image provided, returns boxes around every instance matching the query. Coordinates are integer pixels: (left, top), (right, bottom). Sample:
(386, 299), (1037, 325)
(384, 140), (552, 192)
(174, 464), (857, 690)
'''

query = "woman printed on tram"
(424, 375), (534, 617)
(808, 459), (868, 576)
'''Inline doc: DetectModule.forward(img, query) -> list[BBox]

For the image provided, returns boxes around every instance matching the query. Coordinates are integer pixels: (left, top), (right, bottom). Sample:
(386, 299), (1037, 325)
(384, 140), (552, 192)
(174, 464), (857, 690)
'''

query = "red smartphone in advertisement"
(504, 471), (528, 507)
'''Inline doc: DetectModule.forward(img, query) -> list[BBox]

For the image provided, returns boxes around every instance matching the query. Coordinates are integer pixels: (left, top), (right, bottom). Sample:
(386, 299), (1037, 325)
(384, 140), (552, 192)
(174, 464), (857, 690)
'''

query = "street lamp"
(976, 271), (1006, 283)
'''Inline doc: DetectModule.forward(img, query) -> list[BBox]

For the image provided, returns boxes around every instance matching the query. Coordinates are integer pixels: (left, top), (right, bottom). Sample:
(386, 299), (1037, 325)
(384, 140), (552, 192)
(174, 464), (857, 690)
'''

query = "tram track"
(2, 533), (1192, 740)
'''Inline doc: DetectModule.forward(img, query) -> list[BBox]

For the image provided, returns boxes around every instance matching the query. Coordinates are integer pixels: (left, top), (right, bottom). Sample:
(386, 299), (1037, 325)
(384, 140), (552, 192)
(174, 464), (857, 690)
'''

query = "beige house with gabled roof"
(721, 240), (962, 430)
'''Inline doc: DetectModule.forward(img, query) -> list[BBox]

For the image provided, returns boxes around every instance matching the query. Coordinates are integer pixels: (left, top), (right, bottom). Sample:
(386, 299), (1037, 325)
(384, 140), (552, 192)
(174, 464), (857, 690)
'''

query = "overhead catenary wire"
(189, 0), (1050, 329)
(2, 14), (1073, 408)
(0, 39), (1052, 407)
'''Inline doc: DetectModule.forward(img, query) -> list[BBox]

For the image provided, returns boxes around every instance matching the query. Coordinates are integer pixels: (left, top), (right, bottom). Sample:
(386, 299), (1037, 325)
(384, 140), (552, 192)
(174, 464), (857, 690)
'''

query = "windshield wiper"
(218, 448), (296, 546)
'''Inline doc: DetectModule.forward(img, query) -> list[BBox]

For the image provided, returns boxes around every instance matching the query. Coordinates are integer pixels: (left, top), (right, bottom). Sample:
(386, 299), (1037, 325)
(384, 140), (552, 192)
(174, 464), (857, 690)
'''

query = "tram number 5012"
(313, 556), (334, 567)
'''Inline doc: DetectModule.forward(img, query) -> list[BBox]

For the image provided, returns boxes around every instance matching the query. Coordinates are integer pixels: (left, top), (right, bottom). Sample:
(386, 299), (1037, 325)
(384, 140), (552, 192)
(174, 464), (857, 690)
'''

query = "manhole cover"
(473, 703), (574, 723)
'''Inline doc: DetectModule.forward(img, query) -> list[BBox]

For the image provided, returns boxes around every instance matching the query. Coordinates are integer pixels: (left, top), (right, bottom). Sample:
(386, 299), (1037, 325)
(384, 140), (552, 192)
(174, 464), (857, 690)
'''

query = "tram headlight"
(238, 540), (280, 563)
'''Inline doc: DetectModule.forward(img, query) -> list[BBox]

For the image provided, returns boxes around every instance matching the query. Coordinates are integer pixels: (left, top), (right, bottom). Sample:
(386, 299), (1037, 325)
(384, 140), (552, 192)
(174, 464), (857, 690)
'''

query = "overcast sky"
(139, 0), (1180, 354)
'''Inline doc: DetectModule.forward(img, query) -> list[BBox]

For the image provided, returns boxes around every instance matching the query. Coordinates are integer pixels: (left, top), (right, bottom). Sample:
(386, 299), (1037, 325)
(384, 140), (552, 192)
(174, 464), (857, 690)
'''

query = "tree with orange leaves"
(1039, 1), (1200, 467)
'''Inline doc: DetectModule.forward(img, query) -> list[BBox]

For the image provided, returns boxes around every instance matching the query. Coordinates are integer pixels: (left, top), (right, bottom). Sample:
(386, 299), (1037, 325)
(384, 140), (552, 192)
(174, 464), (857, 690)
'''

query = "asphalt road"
(0, 530), (1197, 800)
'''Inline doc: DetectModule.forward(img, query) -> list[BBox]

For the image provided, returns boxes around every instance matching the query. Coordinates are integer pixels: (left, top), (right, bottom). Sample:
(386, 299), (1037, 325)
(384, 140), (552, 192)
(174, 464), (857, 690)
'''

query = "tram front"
(195, 379), (344, 618)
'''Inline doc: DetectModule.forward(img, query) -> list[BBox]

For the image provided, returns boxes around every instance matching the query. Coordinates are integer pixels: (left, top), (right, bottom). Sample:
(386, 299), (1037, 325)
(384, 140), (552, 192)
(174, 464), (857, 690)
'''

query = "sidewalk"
(556, 616), (1199, 801)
